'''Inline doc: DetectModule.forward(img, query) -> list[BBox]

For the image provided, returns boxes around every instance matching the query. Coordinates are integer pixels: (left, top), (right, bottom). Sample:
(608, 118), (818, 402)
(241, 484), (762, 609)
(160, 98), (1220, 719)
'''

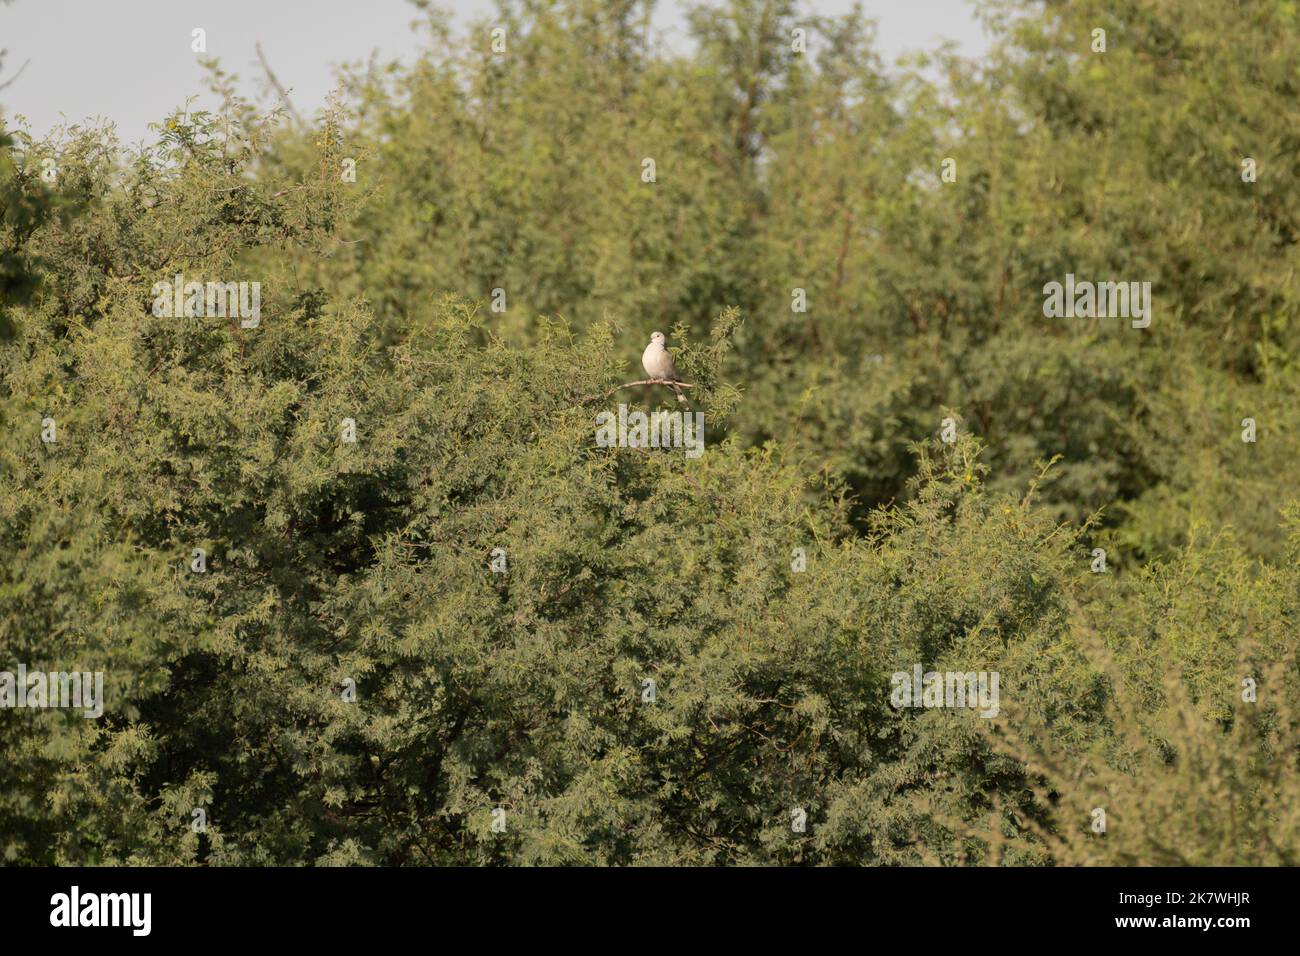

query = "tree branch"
(256, 42), (303, 125)
(579, 379), (696, 404)
(0, 58), (29, 92)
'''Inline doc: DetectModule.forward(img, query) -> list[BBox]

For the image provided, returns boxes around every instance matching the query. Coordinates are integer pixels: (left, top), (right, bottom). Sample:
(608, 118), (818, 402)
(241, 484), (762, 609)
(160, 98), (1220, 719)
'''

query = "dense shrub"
(1, 0), (1296, 865)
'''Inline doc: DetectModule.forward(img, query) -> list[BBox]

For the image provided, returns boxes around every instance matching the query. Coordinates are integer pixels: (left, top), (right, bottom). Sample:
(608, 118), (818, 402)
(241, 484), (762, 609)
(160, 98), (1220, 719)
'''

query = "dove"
(642, 331), (688, 405)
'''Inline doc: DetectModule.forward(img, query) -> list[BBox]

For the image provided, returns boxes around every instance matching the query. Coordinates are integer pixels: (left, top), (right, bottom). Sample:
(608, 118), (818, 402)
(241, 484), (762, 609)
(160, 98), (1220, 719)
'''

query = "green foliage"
(1, 0), (1297, 865)
(0, 129), (76, 341)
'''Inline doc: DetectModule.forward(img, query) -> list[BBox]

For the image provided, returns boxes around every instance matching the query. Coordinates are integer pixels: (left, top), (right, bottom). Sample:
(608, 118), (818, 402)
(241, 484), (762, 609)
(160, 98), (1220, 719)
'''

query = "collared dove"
(642, 331), (688, 404)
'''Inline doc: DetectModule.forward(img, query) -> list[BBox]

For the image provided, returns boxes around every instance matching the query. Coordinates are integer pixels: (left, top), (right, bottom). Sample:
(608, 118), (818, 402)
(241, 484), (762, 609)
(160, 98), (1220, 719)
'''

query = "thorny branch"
(579, 378), (697, 403)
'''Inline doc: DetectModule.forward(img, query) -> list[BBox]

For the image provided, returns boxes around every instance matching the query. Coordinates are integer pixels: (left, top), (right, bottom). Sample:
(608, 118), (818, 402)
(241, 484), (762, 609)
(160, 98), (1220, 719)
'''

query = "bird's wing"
(664, 351), (679, 381)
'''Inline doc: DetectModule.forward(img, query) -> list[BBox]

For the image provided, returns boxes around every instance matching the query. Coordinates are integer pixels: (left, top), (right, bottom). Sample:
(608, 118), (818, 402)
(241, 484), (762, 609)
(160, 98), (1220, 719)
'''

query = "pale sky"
(0, 0), (990, 146)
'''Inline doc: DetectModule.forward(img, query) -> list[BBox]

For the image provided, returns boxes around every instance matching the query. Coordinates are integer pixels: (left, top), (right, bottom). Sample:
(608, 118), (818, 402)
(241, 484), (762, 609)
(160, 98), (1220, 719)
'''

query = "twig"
(579, 378), (696, 403)
(0, 58), (30, 92)
(256, 43), (303, 124)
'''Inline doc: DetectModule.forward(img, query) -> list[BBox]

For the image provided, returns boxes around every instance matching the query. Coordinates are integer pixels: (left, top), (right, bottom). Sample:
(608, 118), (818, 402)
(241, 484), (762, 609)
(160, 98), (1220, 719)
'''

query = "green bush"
(1, 0), (1297, 865)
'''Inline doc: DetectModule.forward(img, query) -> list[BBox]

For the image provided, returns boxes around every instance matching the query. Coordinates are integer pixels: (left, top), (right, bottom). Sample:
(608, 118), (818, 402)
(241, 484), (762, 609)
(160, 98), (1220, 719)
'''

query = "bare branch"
(0, 57), (30, 92)
(255, 43), (303, 125)
(578, 378), (697, 404)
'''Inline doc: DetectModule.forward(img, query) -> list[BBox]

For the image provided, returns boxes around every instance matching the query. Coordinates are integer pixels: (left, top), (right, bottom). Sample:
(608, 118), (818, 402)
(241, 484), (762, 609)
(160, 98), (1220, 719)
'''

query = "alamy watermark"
(1, 665), (103, 718)
(595, 404), (705, 458)
(890, 664), (999, 718)
(50, 886), (150, 936)
(151, 272), (261, 328)
(1042, 273), (1151, 329)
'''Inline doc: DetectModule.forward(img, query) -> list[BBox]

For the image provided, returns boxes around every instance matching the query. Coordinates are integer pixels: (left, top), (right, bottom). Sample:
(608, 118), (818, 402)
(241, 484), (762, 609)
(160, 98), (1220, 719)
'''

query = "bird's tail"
(672, 383), (688, 405)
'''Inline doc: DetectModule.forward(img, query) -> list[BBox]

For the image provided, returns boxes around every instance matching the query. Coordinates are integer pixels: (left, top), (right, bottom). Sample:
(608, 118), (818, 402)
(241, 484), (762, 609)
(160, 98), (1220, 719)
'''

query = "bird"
(642, 331), (688, 405)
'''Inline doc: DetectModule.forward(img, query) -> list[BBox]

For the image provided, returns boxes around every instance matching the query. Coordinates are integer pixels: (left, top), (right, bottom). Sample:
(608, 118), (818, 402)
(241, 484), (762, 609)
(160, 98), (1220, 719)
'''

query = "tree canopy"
(1, 0), (1297, 865)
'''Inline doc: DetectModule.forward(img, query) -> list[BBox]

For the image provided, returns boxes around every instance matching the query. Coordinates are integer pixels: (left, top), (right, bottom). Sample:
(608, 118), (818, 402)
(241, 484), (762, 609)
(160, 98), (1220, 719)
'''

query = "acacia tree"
(1, 0), (1298, 865)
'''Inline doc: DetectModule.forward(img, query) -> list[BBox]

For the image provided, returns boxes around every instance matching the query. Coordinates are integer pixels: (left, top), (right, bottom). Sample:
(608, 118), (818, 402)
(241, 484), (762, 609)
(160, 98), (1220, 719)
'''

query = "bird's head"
(650, 331), (665, 345)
